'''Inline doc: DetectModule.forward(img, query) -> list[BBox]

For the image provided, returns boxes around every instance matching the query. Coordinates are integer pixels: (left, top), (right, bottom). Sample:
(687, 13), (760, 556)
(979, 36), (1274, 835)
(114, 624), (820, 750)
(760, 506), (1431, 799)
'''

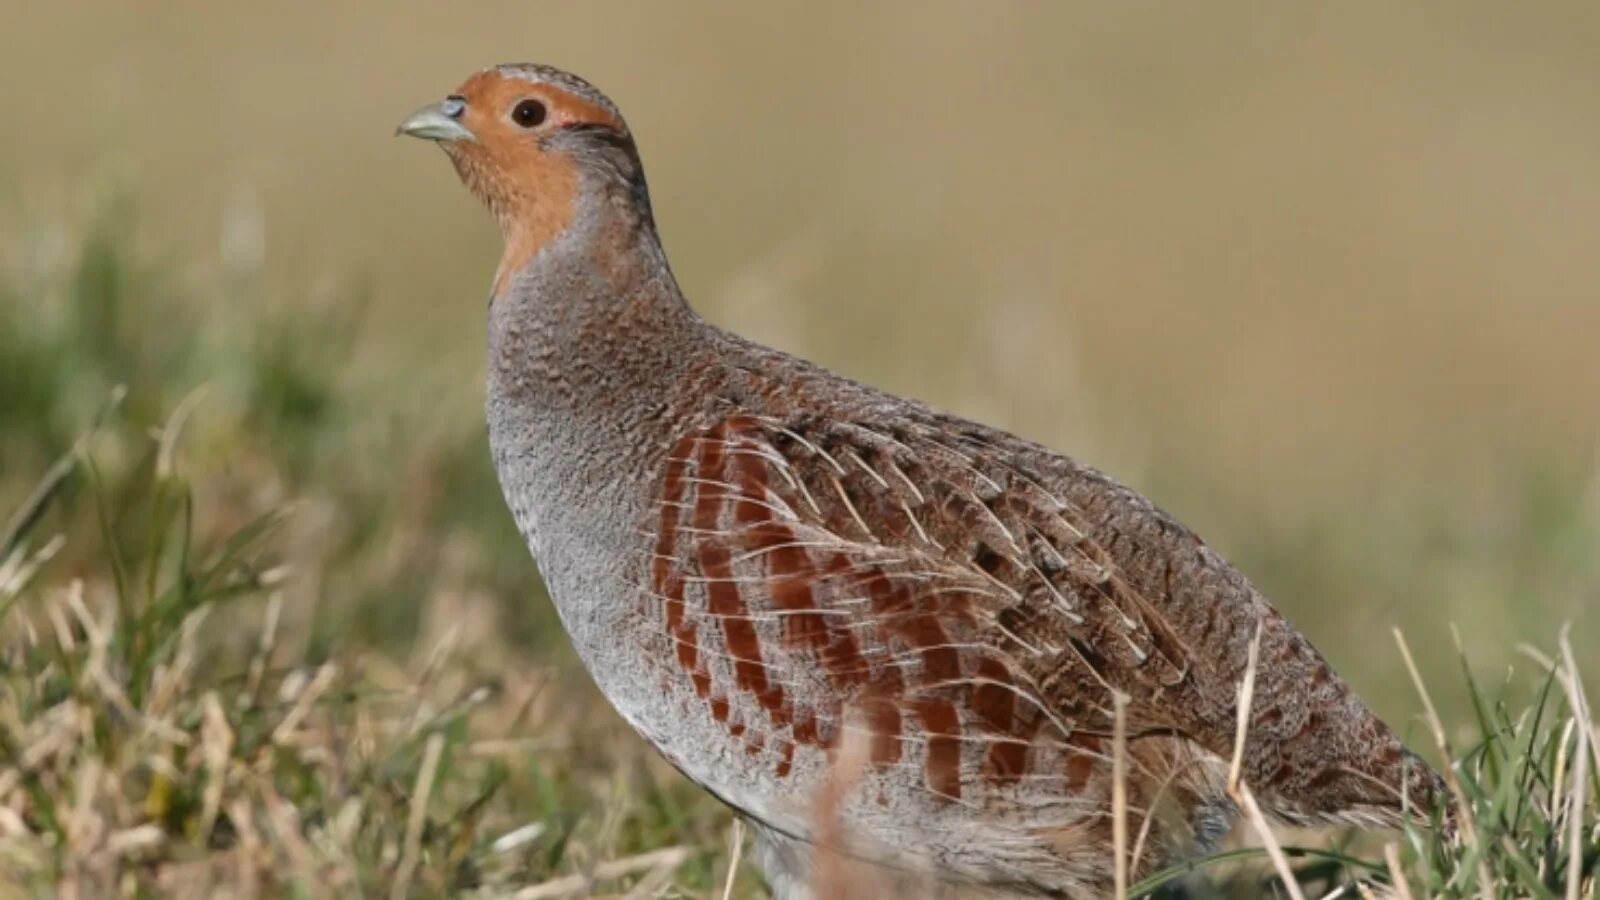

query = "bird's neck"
(485, 183), (707, 485)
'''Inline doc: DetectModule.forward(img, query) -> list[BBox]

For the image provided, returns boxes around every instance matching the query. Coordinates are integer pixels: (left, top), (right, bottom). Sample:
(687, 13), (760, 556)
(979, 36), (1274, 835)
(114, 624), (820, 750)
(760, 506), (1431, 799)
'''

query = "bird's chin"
(443, 152), (506, 217)
(446, 149), (482, 190)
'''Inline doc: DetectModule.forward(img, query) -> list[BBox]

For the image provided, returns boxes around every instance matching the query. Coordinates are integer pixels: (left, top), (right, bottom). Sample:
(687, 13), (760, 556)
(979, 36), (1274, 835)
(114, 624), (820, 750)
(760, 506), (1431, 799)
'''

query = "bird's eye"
(512, 99), (548, 128)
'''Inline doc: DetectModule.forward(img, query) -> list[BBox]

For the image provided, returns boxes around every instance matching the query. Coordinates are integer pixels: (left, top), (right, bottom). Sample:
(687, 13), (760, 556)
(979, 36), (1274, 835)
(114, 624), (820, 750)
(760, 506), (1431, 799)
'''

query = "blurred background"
(1, 1), (1597, 892)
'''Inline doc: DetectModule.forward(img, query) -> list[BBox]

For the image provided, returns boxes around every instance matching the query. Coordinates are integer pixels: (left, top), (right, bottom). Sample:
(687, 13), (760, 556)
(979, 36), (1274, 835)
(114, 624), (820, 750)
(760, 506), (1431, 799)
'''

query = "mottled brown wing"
(645, 411), (1429, 822)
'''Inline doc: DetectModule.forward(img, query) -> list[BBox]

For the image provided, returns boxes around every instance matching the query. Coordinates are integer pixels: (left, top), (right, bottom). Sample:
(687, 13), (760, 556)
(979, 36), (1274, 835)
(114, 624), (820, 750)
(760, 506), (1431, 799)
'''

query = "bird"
(397, 64), (1443, 898)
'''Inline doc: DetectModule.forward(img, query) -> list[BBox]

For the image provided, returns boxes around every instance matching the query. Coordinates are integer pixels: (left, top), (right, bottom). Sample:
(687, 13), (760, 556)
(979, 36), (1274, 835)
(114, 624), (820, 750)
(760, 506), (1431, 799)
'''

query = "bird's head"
(398, 64), (646, 294)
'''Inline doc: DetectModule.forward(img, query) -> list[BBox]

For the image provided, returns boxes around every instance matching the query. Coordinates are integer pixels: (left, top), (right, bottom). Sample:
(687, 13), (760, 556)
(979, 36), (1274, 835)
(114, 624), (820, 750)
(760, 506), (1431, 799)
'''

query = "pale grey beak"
(395, 100), (475, 143)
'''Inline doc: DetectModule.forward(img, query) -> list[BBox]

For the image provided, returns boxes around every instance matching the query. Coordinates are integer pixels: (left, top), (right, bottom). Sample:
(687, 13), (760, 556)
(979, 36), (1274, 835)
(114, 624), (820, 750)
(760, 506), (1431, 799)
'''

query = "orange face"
(399, 66), (630, 294)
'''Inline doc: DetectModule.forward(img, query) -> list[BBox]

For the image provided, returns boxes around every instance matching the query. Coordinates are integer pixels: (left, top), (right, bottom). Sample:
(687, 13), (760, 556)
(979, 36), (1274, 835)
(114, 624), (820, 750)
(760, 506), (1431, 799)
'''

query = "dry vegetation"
(0, 211), (751, 897)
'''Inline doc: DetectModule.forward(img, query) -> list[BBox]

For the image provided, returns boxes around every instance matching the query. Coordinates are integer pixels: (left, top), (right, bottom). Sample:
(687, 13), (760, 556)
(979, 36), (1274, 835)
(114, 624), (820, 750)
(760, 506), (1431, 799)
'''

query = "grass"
(0, 201), (750, 898)
(0, 204), (1595, 897)
(0, 425), (739, 898)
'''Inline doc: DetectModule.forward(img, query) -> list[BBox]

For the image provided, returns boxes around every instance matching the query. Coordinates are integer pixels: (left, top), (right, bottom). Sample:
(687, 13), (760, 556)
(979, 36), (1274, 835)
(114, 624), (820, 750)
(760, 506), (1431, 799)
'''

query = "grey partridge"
(397, 64), (1441, 898)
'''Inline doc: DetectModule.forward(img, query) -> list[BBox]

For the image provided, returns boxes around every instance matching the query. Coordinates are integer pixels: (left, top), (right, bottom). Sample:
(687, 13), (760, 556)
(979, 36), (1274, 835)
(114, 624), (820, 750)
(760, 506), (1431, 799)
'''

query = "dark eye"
(512, 99), (547, 128)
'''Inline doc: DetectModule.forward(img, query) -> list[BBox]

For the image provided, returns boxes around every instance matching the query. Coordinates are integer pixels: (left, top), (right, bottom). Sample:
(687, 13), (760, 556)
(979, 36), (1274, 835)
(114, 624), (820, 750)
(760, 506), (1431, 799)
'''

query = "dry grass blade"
(510, 846), (691, 900)
(105, 824), (164, 858)
(1227, 621), (1264, 790)
(198, 691), (233, 841)
(271, 662), (337, 746)
(1556, 631), (1590, 900)
(1226, 621), (1306, 900)
(619, 855), (681, 900)
(0, 533), (64, 602)
(719, 817), (744, 900)
(490, 822), (548, 856)
(243, 592), (282, 707)
(1550, 719), (1575, 886)
(1383, 842), (1415, 900)
(227, 798), (263, 896)
(154, 385), (208, 481)
(391, 731), (445, 900)
(807, 720), (877, 899)
(1112, 690), (1130, 900)
(1394, 628), (1493, 899)
(261, 784), (317, 885)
